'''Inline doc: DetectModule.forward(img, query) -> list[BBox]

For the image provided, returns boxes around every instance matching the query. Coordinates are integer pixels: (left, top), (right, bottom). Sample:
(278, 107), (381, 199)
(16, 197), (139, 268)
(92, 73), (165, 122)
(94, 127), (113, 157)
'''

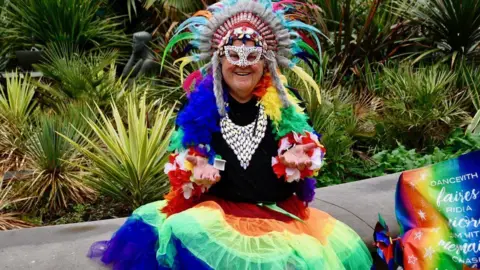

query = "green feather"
(298, 40), (320, 62)
(168, 128), (185, 152)
(161, 32), (195, 71)
(274, 106), (313, 138)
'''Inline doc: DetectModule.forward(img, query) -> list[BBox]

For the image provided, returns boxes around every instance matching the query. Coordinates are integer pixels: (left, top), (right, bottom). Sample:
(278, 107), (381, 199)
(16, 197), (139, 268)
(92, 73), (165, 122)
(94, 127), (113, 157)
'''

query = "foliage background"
(1, 0), (480, 228)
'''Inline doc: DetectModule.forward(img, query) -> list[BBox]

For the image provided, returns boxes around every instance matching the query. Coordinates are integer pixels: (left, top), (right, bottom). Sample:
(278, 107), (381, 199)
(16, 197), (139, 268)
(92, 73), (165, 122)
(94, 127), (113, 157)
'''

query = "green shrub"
(63, 94), (174, 209)
(376, 63), (469, 149)
(35, 44), (126, 108)
(1, 0), (127, 50)
(397, 0), (480, 64)
(0, 71), (37, 172)
(19, 107), (95, 212)
(366, 130), (480, 176)
(0, 179), (33, 231)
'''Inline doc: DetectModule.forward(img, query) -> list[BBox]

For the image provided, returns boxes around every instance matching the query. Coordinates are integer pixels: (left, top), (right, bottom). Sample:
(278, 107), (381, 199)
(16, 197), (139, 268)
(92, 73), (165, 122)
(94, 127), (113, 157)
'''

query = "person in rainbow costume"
(88, 0), (373, 269)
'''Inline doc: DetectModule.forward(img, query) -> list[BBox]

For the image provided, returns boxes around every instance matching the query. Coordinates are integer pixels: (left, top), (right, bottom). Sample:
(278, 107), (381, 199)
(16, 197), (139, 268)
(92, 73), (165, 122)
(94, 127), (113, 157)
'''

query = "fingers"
(193, 166), (220, 187)
(279, 154), (296, 168)
(305, 160), (312, 168)
(300, 143), (317, 152)
(280, 151), (313, 170)
(297, 162), (305, 171)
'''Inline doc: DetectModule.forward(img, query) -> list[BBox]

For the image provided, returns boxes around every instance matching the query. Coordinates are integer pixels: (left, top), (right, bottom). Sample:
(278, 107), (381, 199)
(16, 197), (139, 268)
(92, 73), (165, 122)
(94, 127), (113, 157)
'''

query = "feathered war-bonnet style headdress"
(162, 0), (325, 117)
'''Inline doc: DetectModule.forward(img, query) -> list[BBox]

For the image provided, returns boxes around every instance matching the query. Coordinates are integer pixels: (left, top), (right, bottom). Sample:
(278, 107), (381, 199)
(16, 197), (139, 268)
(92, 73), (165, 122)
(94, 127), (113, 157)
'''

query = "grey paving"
(312, 173), (400, 246)
(0, 173), (400, 269)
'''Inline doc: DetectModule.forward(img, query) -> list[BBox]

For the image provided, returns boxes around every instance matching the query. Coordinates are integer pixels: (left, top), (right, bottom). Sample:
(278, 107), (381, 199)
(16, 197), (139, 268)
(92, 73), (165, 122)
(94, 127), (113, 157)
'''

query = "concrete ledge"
(0, 174), (400, 269)
(312, 173), (400, 246)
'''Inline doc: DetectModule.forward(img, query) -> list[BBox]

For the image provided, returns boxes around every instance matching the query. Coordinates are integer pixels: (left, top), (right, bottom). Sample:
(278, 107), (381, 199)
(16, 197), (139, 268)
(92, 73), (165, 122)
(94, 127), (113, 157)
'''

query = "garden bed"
(1, 0), (480, 230)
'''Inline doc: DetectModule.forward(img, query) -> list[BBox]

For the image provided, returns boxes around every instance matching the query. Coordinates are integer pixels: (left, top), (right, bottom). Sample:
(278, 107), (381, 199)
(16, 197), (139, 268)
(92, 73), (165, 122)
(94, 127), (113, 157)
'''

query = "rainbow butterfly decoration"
(374, 150), (480, 270)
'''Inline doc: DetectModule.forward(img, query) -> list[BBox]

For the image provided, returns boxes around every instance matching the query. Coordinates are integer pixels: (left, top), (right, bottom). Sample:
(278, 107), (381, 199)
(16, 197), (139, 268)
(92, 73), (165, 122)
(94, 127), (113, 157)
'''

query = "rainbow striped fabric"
(89, 196), (373, 269)
(395, 150), (480, 269)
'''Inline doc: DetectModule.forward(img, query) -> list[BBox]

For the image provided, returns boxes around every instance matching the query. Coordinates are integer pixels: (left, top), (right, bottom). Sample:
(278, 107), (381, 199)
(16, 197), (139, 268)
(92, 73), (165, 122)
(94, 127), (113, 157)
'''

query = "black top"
(207, 96), (297, 203)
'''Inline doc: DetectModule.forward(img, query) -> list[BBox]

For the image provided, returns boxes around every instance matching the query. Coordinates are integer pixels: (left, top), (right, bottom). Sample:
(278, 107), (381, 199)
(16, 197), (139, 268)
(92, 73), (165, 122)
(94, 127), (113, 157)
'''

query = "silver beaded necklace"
(220, 103), (267, 169)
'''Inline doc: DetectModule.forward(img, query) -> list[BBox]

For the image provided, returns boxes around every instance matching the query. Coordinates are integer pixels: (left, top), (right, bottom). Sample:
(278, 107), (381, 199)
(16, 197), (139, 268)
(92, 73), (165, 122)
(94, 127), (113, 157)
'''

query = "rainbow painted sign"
(396, 150), (480, 269)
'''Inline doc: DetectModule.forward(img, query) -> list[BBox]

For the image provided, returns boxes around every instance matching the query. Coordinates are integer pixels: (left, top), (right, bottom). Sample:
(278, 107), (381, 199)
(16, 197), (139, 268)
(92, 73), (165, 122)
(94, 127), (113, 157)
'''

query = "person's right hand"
(185, 155), (220, 187)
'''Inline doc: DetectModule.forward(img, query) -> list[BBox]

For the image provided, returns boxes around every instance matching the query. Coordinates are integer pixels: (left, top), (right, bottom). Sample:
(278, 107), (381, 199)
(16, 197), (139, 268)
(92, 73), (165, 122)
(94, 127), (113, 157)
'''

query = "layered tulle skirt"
(88, 196), (372, 269)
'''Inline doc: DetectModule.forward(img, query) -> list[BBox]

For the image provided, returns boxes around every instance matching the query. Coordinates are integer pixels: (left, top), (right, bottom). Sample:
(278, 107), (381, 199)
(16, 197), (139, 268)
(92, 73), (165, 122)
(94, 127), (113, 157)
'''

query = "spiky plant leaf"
(0, 71), (36, 173)
(62, 93), (174, 209)
(0, 71), (37, 128)
(35, 44), (126, 107)
(397, 0), (480, 64)
(0, 180), (33, 231)
(19, 110), (95, 212)
(144, 0), (205, 14)
(378, 63), (469, 148)
(1, 0), (128, 50)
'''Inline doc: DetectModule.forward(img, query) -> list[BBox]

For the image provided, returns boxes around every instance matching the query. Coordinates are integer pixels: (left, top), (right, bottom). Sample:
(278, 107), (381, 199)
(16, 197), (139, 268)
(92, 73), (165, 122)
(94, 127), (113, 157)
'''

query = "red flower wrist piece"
(164, 147), (209, 200)
(272, 131), (325, 182)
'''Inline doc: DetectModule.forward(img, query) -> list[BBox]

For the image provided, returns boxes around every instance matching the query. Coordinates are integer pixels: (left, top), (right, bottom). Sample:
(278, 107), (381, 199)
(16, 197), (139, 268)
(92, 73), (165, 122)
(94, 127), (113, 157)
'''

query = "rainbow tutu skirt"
(88, 196), (372, 269)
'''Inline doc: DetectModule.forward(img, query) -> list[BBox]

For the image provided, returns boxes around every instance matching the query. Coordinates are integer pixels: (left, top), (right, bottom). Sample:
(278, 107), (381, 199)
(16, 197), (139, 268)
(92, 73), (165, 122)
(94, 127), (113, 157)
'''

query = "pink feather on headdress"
(183, 70), (204, 94)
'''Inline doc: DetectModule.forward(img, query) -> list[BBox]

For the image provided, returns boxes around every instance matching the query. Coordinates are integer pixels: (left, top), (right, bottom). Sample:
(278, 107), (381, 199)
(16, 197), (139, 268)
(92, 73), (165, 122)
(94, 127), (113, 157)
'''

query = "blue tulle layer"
(88, 215), (160, 270)
(88, 215), (214, 269)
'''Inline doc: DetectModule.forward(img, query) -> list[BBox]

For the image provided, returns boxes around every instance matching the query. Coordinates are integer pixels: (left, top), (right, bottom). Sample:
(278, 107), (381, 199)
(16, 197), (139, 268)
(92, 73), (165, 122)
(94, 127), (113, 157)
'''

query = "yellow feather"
(291, 65), (322, 104)
(261, 85), (283, 123)
(174, 56), (195, 83)
(260, 71), (305, 124)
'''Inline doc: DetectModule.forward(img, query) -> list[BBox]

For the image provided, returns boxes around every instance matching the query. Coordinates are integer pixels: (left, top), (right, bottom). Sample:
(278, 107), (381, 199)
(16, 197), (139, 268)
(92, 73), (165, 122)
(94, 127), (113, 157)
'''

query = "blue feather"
(175, 17), (208, 35)
(293, 52), (317, 75)
(188, 25), (204, 36)
(189, 40), (200, 48)
(183, 44), (194, 55)
(176, 74), (220, 160)
(286, 21), (326, 73)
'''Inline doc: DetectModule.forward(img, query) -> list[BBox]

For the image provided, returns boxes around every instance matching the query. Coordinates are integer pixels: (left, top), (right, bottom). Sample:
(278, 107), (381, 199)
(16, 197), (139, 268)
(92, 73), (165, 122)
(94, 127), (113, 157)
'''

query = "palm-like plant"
(19, 109), (95, 212)
(0, 180), (33, 231)
(63, 94), (174, 209)
(305, 82), (380, 185)
(143, 0), (207, 14)
(378, 63), (470, 148)
(1, 0), (128, 50)
(0, 0), (10, 70)
(0, 0), (9, 68)
(35, 44), (126, 108)
(0, 45), (9, 71)
(311, 0), (412, 80)
(461, 64), (480, 111)
(0, 71), (37, 173)
(0, 72), (37, 128)
(398, 0), (480, 65)
(146, 36), (205, 105)
(461, 64), (480, 134)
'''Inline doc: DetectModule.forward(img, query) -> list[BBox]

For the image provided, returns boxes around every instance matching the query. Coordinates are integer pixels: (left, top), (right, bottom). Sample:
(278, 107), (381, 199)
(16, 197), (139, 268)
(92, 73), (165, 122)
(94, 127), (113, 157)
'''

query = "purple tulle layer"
(87, 215), (160, 270)
(87, 214), (213, 269)
(296, 177), (316, 203)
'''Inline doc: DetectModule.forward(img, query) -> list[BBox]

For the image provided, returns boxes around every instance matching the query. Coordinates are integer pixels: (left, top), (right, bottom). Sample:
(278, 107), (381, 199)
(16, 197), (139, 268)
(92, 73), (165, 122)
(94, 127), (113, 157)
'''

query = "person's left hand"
(186, 155), (220, 187)
(278, 143), (316, 171)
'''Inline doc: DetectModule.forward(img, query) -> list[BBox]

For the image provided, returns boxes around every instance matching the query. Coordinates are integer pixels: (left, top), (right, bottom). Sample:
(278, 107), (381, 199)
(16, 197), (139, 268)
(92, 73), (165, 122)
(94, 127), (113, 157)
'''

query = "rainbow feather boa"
(164, 72), (325, 214)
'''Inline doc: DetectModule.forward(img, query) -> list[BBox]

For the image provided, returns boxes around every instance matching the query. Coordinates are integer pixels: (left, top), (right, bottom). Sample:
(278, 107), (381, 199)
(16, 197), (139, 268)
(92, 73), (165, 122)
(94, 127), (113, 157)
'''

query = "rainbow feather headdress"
(162, 0), (324, 117)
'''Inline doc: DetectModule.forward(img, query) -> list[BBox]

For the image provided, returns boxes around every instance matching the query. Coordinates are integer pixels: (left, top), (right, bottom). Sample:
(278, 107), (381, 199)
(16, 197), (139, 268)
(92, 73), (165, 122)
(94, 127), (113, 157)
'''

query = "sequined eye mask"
(223, 45), (263, 67)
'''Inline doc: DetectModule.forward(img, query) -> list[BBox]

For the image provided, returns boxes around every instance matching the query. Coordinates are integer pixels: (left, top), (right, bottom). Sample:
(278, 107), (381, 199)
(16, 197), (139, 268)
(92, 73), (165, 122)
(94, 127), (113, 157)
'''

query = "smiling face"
(221, 40), (265, 103)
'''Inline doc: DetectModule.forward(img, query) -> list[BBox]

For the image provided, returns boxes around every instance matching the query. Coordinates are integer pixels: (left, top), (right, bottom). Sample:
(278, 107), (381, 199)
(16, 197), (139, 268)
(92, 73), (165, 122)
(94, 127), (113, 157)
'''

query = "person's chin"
(233, 80), (252, 89)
